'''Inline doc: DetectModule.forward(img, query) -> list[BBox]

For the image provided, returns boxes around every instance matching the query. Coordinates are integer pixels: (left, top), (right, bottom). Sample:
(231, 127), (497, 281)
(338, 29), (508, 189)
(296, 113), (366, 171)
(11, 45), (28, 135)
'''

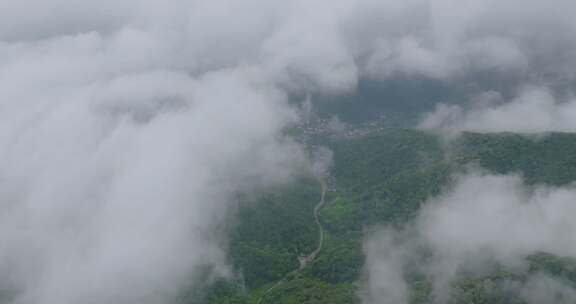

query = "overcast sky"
(2, 1), (576, 303)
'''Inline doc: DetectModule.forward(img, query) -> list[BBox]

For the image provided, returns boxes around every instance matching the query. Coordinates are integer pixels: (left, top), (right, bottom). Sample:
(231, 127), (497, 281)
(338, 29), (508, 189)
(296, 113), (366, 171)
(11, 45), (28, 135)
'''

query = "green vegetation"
(203, 130), (576, 304)
(428, 253), (576, 304)
(303, 231), (364, 284)
(258, 273), (358, 304)
(230, 177), (321, 288)
(454, 132), (576, 185)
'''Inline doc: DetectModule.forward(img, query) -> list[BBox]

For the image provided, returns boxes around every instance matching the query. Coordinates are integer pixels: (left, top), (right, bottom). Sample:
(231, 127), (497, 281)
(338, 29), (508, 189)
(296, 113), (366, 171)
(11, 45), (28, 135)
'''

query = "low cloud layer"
(419, 86), (576, 133)
(3, 0), (576, 303)
(0, 66), (305, 303)
(0, 2), (311, 302)
(363, 173), (576, 304)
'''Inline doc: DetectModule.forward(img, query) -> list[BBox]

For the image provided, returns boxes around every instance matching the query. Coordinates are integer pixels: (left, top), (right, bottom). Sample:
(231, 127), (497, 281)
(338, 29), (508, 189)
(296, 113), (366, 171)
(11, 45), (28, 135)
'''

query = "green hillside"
(201, 130), (576, 304)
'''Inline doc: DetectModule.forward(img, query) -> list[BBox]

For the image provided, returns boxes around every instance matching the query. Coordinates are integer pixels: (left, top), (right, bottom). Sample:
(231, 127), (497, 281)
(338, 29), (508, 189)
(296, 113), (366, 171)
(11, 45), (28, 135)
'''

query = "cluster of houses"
(294, 115), (388, 193)
(295, 118), (333, 137)
(296, 116), (387, 140)
(324, 174), (337, 192)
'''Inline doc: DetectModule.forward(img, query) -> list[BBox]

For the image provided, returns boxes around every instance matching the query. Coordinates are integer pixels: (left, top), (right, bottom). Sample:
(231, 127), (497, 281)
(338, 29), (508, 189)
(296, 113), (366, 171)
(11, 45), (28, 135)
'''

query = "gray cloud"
(361, 0), (576, 81)
(0, 3), (311, 301)
(3, 0), (576, 303)
(363, 173), (576, 304)
(310, 146), (334, 178)
(0, 65), (304, 303)
(419, 86), (576, 133)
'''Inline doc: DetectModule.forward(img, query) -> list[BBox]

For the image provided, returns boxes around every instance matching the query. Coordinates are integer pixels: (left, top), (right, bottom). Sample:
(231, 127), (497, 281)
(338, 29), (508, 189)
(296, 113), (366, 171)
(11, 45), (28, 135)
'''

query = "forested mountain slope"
(202, 130), (576, 304)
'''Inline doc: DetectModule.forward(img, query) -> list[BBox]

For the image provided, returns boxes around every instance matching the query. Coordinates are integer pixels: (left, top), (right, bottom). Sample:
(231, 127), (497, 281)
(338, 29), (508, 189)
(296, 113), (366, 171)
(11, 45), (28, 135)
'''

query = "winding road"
(298, 178), (327, 269)
(256, 176), (327, 304)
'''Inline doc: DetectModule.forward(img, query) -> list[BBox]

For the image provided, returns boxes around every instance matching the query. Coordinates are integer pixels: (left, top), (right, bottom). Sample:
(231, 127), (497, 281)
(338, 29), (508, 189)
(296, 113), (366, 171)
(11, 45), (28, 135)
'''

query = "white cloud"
(4, 0), (576, 303)
(363, 173), (576, 304)
(420, 86), (576, 133)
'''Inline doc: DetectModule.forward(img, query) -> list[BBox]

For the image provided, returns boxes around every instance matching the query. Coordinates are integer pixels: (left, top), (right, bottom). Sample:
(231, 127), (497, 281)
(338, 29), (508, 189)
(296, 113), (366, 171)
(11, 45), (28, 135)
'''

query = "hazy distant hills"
(309, 74), (536, 127)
